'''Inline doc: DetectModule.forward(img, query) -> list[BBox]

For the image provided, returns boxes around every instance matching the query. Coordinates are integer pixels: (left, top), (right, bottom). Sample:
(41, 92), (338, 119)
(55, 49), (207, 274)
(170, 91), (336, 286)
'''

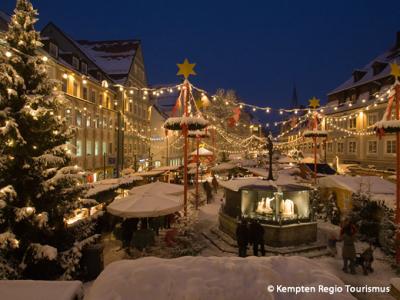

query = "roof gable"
(76, 39), (139, 80)
(328, 32), (400, 95)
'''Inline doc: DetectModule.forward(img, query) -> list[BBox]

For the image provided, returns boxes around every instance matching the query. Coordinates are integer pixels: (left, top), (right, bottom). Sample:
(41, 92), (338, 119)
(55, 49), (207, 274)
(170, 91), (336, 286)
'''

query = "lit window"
(348, 141), (357, 153)
(86, 140), (92, 156)
(337, 143), (344, 153)
(348, 118), (356, 129)
(76, 111), (82, 127)
(95, 141), (100, 156)
(367, 141), (377, 154)
(76, 140), (82, 157)
(86, 114), (91, 128)
(386, 140), (396, 154)
(102, 142), (107, 155)
(73, 82), (78, 97)
(368, 113), (378, 127)
(91, 90), (97, 103)
(103, 117), (108, 129)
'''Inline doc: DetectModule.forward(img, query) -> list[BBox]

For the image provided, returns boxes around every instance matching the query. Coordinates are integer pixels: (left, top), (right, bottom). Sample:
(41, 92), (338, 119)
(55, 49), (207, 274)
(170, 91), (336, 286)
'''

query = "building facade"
(279, 32), (400, 171)
(322, 32), (400, 170)
(1, 17), (151, 180)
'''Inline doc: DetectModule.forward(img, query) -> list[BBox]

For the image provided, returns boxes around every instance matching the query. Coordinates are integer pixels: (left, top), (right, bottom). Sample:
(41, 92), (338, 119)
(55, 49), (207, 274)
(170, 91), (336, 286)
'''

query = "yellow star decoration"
(390, 63), (400, 78)
(308, 97), (320, 109)
(177, 58), (196, 79)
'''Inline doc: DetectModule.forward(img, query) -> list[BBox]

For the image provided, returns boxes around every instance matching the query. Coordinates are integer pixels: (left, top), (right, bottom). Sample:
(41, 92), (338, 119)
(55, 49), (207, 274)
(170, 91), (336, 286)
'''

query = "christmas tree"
(0, 0), (96, 279)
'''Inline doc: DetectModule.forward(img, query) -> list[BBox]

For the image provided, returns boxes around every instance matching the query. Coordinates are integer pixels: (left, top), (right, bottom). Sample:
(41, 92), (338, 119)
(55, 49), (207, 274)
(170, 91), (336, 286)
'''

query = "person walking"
(249, 220), (266, 256)
(212, 175), (219, 194)
(236, 219), (249, 257)
(341, 223), (356, 274)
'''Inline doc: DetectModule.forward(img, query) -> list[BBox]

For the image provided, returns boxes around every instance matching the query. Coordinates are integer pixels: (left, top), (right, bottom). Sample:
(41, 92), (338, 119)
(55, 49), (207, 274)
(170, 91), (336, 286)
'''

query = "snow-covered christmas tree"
(0, 0), (97, 279)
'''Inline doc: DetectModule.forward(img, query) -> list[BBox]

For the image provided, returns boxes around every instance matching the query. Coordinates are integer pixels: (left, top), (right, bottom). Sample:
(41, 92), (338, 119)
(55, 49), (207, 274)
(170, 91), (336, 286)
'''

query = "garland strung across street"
(2, 38), (400, 145)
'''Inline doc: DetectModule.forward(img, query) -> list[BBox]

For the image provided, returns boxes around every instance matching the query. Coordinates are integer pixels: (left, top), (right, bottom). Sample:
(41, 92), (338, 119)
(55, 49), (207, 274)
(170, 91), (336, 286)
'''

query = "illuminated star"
(177, 59), (196, 79)
(308, 97), (320, 109)
(390, 63), (400, 78)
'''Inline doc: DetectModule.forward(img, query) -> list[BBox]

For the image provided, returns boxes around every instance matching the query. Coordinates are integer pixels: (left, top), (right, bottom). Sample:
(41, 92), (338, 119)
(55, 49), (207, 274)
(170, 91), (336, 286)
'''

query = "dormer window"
(372, 61), (387, 76)
(72, 56), (80, 70)
(97, 72), (103, 81)
(49, 42), (58, 58)
(352, 70), (367, 82)
(81, 62), (88, 74)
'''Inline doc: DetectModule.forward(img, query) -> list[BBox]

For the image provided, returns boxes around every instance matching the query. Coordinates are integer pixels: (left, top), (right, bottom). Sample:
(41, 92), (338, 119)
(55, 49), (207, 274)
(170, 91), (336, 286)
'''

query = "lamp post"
(266, 132), (274, 181)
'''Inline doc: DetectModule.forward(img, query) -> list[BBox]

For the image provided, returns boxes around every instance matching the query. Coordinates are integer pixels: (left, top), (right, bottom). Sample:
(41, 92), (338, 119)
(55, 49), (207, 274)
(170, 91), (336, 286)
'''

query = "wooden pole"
(195, 136), (200, 209)
(212, 127), (216, 162)
(313, 112), (318, 184)
(395, 83), (400, 264)
(183, 80), (189, 217)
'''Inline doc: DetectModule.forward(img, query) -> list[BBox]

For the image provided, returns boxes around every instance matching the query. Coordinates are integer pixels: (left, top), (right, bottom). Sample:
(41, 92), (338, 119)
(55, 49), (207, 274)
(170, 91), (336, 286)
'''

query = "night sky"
(2, 0), (400, 110)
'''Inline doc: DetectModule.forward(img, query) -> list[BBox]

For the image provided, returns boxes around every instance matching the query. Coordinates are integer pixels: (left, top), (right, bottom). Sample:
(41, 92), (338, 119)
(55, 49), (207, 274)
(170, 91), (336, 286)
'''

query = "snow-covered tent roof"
(211, 162), (238, 172)
(131, 170), (167, 177)
(318, 175), (395, 195)
(152, 165), (182, 172)
(86, 256), (354, 300)
(190, 147), (213, 156)
(128, 181), (183, 196)
(219, 177), (310, 192)
(85, 176), (142, 197)
(108, 182), (183, 218)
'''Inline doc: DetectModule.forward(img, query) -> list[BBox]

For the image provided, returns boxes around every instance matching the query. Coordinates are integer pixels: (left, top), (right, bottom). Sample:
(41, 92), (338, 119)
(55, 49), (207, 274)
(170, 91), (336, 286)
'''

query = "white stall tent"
(107, 181), (184, 218)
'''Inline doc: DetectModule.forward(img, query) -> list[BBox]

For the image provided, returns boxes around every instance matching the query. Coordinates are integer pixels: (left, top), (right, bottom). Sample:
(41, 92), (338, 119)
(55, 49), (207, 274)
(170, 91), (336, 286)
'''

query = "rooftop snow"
(329, 40), (400, 95)
(219, 176), (310, 192)
(76, 40), (139, 77)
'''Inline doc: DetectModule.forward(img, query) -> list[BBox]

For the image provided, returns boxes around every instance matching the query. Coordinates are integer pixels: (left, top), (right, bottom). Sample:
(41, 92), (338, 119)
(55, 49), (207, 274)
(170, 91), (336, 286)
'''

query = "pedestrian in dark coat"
(249, 220), (266, 256)
(121, 218), (138, 248)
(236, 219), (249, 257)
(341, 224), (356, 274)
(203, 181), (213, 203)
(212, 175), (219, 194)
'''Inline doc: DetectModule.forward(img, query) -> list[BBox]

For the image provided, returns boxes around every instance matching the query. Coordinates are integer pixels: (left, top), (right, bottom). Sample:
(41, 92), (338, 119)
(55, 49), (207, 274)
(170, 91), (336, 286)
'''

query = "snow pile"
(86, 256), (355, 300)
(0, 280), (83, 300)
(31, 244), (57, 261)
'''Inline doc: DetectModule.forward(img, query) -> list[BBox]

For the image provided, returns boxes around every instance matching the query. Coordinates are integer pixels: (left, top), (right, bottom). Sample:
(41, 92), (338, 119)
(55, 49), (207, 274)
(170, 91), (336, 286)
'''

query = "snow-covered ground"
(315, 221), (395, 300)
(85, 256), (356, 300)
(92, 186), (396, 299)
